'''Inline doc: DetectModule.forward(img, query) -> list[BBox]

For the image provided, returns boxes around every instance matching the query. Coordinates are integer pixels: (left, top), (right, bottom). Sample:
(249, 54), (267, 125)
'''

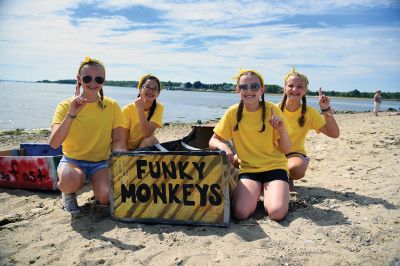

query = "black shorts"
(238, 169), (288, 184)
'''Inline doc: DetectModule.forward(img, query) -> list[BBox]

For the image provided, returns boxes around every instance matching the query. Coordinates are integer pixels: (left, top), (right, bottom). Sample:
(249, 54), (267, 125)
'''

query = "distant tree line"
(37, 79), (400, 100)
(307, 89), (400, 100)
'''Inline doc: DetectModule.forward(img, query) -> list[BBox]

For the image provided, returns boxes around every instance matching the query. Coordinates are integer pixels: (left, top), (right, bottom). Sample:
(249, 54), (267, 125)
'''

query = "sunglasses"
(143, 86), (159, 93)
(82, 75), (105, 84)
(238, 83), (261, 92)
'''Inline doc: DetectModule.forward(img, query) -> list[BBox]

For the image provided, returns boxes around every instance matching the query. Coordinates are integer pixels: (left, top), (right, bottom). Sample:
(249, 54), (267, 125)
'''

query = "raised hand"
(135, 96), (145, 111)
(69, 95), (87, 116)
(268, 107), (284, 131)
(319, 87), (330, 110)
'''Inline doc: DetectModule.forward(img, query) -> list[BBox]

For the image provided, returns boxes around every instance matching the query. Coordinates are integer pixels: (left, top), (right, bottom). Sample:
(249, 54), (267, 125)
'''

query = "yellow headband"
(78, 56), (106, 75)
(137, 73), (161, 90)
(233, 68), (264, 87)
(284, 66), (309, 87)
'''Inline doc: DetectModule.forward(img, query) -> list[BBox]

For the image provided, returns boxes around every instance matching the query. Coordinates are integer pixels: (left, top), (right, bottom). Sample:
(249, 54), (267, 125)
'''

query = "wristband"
(67, 113), (77, 119)
(321, 107), (331, 113)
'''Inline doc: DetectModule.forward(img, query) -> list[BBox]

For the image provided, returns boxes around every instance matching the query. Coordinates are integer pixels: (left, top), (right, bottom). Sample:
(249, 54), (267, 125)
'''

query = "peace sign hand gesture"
(318, 87), (330, 110)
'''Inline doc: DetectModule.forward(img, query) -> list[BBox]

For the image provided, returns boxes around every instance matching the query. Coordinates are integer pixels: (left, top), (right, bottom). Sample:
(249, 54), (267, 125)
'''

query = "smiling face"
(284, 74), (307, 102)
(78, 64), (105, 100)
(139, 78), (160, 103)
(236, 72), (264, 110)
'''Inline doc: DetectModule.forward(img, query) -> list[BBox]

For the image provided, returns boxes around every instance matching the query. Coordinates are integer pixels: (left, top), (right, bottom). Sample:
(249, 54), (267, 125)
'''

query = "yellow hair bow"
(137, 73), (161, 90)
(78, 56), (106, 74)
(232, 68), (265, 86)
(284, 66), (308, 87)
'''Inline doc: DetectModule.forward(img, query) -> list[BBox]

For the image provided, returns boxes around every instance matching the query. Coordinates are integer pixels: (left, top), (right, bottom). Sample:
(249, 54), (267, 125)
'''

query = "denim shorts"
(58, 155), (109, 181)
(239, 169), (289, 184)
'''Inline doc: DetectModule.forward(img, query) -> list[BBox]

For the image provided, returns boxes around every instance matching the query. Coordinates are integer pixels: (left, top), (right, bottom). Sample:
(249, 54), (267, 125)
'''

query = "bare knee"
(91, 168), (110, 205)
(57, 167), (84, 193)
(96, 193), (109, 205)
(287, 157), (307, 180)
(288, 166), (305, 180)
(233, 206), (253, 221)
(265, 204), (288, 221)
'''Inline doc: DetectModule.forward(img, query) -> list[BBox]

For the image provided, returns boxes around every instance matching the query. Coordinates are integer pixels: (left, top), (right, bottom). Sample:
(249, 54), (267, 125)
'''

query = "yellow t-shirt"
(122, 101), (164, 150)
(51, 96), (126, 162)
(279, 105), (326, 155)
(213, 102), (290, 174)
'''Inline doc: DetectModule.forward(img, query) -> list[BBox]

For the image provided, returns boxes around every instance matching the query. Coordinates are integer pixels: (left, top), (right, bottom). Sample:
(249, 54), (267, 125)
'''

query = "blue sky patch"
(68, 3), (164, 24)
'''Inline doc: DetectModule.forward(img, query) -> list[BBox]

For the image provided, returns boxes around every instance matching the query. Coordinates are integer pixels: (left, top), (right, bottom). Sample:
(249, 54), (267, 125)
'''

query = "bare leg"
(91, 168), (110, 205)
(57, 163), (85, 193)
(287, 156), (308, 191)
(232, 179), (262, 220)
(263, 180), (289, 221)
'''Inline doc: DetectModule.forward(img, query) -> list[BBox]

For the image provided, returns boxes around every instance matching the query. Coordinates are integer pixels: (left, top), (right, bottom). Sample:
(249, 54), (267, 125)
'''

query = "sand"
(0, 112), (399, 265)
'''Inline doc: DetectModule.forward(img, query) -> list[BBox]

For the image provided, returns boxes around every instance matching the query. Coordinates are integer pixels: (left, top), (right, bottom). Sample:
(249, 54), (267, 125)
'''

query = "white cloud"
(0, 0), (399, 91)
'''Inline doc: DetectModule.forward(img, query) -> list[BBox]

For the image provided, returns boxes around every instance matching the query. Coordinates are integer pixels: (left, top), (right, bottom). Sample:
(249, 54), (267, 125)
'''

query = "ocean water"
(0, 81), (399, 131)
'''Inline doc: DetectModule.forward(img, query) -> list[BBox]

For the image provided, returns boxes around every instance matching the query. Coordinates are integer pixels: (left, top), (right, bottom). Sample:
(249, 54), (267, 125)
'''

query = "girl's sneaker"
(62, 192), (81, 215)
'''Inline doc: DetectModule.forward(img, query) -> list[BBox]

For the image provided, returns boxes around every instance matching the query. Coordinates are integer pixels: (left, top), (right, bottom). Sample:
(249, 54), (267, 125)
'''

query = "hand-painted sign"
(110, 150), (232, 226)
(0, 155), (60, 190)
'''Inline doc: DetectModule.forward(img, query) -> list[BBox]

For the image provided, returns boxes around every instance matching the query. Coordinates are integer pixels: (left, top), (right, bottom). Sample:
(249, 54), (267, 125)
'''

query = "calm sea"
(0, 81), (399, 131)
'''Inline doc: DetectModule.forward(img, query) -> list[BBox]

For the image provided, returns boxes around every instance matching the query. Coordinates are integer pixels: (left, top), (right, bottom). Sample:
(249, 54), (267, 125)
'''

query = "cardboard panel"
(20, 143), (62, 156)
(110, 151), (231, 226)
(0, 156), (61, 190)
(183, 126), (215, 150)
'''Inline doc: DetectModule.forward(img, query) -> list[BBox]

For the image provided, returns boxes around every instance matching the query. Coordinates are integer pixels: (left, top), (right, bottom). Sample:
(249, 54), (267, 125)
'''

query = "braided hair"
(233, 71), (266, 132)
(137, 75), (160, 121)
(259, 93), (266, 132)
(298, 95), (306, 127)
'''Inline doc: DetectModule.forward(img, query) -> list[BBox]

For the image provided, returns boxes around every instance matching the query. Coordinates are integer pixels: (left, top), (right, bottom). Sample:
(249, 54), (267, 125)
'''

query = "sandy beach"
(0, 112), (399, 265)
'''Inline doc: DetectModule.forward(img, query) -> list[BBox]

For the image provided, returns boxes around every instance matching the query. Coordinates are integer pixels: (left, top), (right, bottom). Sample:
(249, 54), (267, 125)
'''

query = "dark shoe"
(62, 192), (81, 215)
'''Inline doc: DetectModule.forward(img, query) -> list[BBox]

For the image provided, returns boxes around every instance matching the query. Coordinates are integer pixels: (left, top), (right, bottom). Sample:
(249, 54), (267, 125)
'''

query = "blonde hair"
(78, 56), (106, 75)
(284, 66), (308, 90)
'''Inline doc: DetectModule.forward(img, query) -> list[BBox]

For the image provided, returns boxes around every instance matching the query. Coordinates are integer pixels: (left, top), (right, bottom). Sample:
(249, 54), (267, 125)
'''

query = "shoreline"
(0, 109), (398, 135)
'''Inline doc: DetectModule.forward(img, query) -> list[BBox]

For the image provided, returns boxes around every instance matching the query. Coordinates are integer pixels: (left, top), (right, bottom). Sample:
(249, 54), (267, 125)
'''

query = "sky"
(0, 0), (400, 92)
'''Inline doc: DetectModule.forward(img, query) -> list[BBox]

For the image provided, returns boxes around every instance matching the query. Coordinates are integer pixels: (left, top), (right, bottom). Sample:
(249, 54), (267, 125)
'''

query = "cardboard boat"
(109, 125), (238, 226)
(0, 144), (62, 190)
(0, 126), (239, 225)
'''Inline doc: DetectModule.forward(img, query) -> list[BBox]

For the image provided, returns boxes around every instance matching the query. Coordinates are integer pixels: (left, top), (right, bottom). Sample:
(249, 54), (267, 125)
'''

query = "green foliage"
(184, 82), (192, 89)
(308, 89), (400, 100)
(266, 84), (284, 94)
(193, 81), (203, 89)
(0, 128), (24, 136)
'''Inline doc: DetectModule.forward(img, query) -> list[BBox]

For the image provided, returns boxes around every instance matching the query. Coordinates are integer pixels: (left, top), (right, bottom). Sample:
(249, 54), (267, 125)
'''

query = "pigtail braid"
(233, 100), (244, 131)
(298, 95), (307, 127)
(280, 93), (287, 112)
(147, 100), (157, 121)
(98, 88), (106, 108)
(259, 94), (266, 132)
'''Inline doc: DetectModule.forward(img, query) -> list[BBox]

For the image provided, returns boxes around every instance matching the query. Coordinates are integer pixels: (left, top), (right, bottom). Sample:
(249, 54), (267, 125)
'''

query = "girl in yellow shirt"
(121, 74), (164, 150)
(209, 69), (291, 221)
(50, 57), (127, 215)
(279, 67), (340, 191)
